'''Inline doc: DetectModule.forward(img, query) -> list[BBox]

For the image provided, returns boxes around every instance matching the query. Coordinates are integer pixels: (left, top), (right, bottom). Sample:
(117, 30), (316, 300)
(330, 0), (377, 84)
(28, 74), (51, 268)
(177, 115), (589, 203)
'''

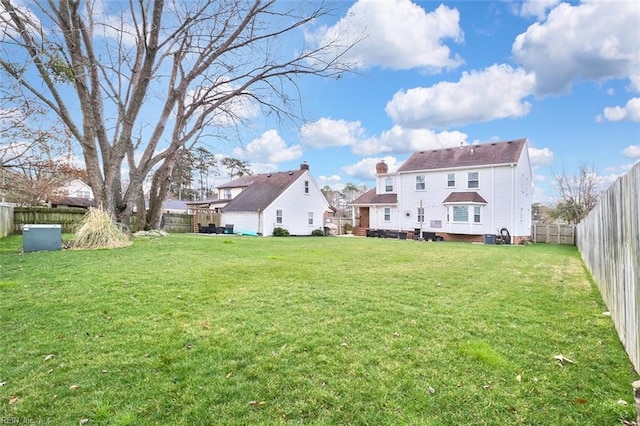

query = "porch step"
(353, 227), (367, 237)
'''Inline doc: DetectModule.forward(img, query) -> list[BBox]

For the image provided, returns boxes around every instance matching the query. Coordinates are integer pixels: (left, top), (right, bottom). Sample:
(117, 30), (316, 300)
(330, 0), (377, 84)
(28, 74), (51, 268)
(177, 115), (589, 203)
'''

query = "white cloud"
(385, 64), (535, 129)
(306, 0), (463, 71)
(518, 0), (561, 21)
(342, 156), (401, 181)
(233, 130), (302, 164)
(598, 98), (640, 122)
(622, 145), (640, 158)
(300, 118), (369, 149)
(528, 147), (554, 166)
(354, 126), (467, 155)
(512, 1), (640, 95)
(317, 174), (344, 190)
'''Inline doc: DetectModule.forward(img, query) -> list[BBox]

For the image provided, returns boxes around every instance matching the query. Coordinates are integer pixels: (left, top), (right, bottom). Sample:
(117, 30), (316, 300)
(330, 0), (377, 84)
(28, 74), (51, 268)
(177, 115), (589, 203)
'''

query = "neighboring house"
(49, 179), (96, 209)
(219, 163), (330, 236)
(351, 139), (532, 244)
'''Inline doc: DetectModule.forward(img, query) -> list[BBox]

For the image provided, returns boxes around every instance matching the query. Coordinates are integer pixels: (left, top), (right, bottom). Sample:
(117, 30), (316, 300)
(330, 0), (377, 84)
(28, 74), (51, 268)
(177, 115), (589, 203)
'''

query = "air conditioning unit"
(22, 224), (62, 252)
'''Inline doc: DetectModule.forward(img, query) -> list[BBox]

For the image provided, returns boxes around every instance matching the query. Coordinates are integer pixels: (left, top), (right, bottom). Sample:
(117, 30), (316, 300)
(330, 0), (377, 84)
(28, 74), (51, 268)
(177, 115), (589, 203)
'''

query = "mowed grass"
(0, 234), (637, 425)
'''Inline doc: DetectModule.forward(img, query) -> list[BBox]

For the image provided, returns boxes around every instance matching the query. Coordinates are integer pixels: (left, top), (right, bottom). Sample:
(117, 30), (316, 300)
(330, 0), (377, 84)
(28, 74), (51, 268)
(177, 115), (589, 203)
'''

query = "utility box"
(22, 224), (62, 253)
(483, 234), (496, 245)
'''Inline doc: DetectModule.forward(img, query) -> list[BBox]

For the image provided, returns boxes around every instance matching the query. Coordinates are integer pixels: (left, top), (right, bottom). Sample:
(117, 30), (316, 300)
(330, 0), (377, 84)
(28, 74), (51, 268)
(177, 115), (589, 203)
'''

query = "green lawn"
(0, 234), (637, 425)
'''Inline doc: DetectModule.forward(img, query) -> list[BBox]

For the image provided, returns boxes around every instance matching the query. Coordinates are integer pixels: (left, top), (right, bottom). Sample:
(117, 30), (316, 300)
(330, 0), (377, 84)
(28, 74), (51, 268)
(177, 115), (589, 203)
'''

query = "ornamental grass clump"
(74, 207), (131, 249)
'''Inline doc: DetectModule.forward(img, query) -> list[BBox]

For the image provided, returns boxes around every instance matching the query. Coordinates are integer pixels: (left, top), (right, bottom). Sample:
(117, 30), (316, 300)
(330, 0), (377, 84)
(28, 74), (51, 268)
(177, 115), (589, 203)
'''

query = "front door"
(359, 207), (370, 228)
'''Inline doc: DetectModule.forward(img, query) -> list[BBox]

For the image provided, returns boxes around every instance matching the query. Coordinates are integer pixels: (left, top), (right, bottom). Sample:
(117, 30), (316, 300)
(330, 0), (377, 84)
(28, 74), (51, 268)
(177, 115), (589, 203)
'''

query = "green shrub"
(311, 228), (324, 236)
(343, 222), (353, 233)
(272, 227), (290, 237)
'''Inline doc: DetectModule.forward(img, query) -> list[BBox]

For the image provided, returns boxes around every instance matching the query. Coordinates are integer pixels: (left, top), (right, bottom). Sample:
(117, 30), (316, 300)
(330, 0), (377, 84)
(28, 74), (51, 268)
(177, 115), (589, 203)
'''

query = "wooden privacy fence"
(577, 162), (639, 374)
(532, 224), (576, 245)
(12, 207), (194, 234)
(13, 207), (86, 234)
(0, 204), (13, 237)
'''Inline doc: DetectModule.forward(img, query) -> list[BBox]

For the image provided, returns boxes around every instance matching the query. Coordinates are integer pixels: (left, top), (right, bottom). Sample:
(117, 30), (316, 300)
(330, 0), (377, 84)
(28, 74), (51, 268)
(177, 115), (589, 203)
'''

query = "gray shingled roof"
(397, 139), (526, 172)
(442, 192), (488, 204)
(351, 189), (398, 205)
(222, 169), (307, 212)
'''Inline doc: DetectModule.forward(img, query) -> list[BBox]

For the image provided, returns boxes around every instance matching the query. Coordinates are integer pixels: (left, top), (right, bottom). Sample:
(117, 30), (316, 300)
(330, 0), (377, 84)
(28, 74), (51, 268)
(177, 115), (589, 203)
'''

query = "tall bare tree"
(0, 0), (355, 228)
(550, 164), (604, 224)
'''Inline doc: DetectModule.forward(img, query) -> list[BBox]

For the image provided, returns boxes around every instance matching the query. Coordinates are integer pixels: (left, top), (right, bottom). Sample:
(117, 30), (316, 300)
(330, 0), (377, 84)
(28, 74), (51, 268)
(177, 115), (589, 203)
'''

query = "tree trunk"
(146, 156), (176, 230)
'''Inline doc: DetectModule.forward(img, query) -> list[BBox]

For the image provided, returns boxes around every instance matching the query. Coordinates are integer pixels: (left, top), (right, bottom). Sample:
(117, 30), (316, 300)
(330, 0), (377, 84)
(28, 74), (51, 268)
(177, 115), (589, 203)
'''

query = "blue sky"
(1, 0), (638, 205)
(221, 0), (639, 204)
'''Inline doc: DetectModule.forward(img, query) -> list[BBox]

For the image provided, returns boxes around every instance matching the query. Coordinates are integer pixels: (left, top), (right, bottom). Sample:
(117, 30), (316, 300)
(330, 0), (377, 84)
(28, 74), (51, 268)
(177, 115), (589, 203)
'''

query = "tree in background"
(321, 183), (368, 216)
(1, 0), (356, 229)
(221, 157), (252, 181)
(549, 164), (604, 224)
(193, 147), (218, 200)
(0, 85), (82, 204)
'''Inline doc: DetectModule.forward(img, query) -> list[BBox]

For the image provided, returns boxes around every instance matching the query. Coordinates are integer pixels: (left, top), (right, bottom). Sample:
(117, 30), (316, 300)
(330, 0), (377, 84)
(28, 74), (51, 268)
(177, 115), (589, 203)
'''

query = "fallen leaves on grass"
(575, 397), (587, 405)
(428, 386), (436, 394)
(69, 385), (80, 391)
(9, 396), (19, 404)
(44, 354), (55, 361)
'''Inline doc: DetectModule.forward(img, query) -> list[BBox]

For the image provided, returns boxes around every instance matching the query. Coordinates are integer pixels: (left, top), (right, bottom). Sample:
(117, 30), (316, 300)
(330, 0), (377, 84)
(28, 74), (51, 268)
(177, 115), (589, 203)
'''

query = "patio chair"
(224, 224), (234, 234)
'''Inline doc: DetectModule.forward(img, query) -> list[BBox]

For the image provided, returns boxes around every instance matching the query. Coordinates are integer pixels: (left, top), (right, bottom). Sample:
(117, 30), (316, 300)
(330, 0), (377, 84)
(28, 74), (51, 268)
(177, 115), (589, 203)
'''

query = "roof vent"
(289, 171), (294, 175)
(459, 141), (464, 149)
(267, 174), (272, 177)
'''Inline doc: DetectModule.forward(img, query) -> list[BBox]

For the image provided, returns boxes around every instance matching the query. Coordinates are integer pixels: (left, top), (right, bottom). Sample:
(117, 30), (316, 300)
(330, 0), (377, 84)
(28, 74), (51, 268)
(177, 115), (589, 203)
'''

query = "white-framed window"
(384, 207), (391, 221)
(447, 173), (456, 188)
(448, 205), (482, 223)
(308, 211), (314, 225)
(452, 205), (468, 222)
(224, 189), (232, 199)
(417, 207), (425, 223)
(415, 175), (425, 191)
(304, 180), (309, 194)
(76, 190), (91, 199)
(385, 177), (393, 192)
(467, 172), (479, 189)
(276, 209), (283, 224)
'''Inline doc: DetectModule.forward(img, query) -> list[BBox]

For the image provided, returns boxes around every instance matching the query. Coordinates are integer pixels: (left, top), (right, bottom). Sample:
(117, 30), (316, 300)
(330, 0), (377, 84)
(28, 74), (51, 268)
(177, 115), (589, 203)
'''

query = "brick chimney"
(375, 160), (388, 174)
(300, 161), (309, 170)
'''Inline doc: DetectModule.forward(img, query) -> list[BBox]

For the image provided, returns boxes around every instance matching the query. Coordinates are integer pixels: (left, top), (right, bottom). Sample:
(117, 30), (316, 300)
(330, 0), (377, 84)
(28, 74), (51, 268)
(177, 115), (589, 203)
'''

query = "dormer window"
(385, 177), (393, 192)
(224, 189), (232, 199)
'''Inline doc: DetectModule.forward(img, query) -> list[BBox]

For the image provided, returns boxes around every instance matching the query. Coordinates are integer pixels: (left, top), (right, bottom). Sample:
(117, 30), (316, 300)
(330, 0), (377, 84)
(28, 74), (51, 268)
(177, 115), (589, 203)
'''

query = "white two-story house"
(351, 139), (533, 244)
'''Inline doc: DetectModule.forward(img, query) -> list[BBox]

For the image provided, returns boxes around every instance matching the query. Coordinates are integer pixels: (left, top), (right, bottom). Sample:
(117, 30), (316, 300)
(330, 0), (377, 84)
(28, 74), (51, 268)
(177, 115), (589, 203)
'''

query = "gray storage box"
(22, 224), (62, 252)
(483, 234), (496, 245)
